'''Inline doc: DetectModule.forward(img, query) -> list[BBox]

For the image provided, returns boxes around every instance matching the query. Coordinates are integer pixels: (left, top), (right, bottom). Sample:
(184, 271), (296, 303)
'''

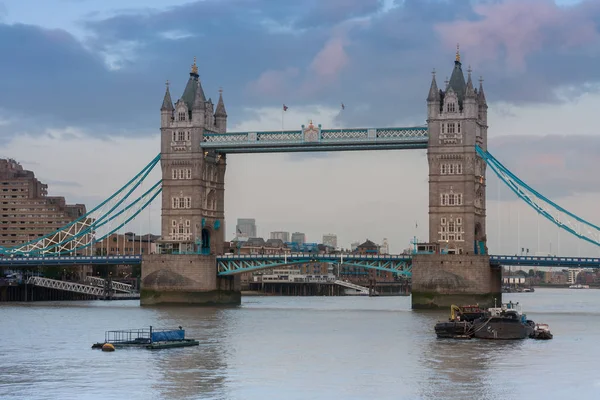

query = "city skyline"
(0, 0), (600, 255)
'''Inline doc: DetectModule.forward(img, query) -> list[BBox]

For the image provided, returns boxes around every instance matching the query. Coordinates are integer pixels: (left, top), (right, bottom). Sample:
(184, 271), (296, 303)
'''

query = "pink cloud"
(247, 67), (300, 96)
(309, 34), (349, 78)
(435, 0), (600, 70)
(528, 153), (565, 168)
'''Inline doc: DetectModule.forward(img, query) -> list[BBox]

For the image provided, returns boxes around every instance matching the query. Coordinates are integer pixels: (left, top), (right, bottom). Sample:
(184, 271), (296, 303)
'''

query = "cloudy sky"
(1, 0), (600, 256)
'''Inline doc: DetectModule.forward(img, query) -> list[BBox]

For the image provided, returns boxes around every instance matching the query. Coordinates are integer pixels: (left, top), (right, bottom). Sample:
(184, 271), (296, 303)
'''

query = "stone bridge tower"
(158, 58), (227, 256)
(426, 47), (488, 255)
(411, 48), (500, 309)
(141, 58), (239, 307)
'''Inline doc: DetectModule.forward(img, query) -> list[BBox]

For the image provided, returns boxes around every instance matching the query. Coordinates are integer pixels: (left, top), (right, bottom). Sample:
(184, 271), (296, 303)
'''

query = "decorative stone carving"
(303, 121), (319, 142)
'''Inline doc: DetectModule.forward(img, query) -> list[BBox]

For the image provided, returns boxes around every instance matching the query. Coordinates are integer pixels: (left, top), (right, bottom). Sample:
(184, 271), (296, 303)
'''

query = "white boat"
(568, 284), (590, 289)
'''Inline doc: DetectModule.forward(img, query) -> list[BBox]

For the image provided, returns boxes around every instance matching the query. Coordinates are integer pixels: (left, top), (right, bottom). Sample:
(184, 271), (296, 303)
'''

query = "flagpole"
(340, 103), (343, 135)
(281, 106), (284, 133)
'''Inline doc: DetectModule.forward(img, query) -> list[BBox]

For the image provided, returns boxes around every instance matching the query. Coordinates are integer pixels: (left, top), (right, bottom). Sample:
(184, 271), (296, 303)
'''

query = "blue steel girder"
(0, 255), (142, 267)
(490, 255), (600, 268)
(216, 254), (413, 276)
(201, 126), (428, 154)
(340, 261), (412, 276)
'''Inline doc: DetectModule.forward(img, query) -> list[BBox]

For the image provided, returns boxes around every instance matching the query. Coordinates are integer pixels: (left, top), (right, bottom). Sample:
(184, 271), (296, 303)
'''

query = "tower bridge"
(2, 50), (600, 307)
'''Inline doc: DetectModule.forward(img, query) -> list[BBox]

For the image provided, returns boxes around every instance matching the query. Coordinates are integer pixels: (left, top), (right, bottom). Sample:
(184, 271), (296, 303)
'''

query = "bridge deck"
(201, 127), (428, 153)
(2, 253), (599, 269)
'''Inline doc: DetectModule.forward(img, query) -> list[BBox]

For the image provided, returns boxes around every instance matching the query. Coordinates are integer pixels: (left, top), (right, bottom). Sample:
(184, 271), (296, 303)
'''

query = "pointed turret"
(215, 89), (227, 117)
(181, 57), (206, 109)
(463, 66), (478, 118)
(192, 79), (206, 126)
(478, 76), (487, 106)
(465, 66), (476, 98)
(161, 80), (174, 111)
(427, 70), (441, 102)
(215, 88), (227, 133)
(448, 45), (467, 105)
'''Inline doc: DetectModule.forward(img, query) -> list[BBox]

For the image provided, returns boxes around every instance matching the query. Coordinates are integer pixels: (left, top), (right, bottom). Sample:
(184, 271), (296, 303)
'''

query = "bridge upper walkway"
(201, 126), (428, 153)
(2, 254), (600, 272)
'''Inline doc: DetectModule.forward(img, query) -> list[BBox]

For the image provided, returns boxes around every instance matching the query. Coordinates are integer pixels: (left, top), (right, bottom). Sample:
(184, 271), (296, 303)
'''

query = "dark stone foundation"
(140, 288), (241, 306)
(411, 254), (502, 309)
(140, 254), (241, 306)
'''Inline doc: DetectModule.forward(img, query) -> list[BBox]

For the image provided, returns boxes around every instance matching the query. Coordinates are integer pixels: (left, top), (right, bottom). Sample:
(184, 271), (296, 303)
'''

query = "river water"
(0, 288), (598, 400)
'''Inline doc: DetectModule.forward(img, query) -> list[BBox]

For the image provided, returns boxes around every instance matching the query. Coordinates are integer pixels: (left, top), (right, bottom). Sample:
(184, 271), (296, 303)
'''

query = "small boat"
(472, 302), (534, 340)
(532, 323), (553, 340)
(92, 326), (199, 350)
(569, 284), (589, 289)
(434, 302), (551, 340)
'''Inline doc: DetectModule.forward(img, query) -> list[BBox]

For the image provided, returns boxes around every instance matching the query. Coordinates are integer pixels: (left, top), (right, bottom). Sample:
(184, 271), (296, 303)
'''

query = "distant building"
(94, 233), (159, 256)
(291, 232), (306, 245)
(350, 241), (360, 251)
(0, 158), (87, 249)
(270, 231), (289, 242)
(236, 218), (257, 238)
(355, 239), (380, 255)
(503, 276), (526, 285)
(380, 238), (390, 254)
(322, 234), (337, 249)
(567, 268), (584, 285)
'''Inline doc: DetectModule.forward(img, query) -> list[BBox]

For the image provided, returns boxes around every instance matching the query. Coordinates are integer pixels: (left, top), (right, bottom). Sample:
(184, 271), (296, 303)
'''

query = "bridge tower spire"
(425, 50), (488, 255)
(411, 48), (498, 309)
(156, 57), (227, 257)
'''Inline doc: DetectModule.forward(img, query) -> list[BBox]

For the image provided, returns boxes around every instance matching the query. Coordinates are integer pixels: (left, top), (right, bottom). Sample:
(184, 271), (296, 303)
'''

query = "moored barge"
(92, 326), (200, 350)
(435, 302), (552, 340)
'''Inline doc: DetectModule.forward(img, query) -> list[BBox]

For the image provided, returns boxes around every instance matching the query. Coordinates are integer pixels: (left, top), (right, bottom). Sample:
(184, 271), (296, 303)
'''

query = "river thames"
(1, 288), (599, 400)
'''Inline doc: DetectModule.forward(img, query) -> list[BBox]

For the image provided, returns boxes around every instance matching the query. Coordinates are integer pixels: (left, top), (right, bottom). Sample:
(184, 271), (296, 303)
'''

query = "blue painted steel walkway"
(215, 254), (413, 276)
(489, 255), (600, 268)
(2, 254), (600, 270)
(201, 125), (428, 153)
(0, 255), (142, 267)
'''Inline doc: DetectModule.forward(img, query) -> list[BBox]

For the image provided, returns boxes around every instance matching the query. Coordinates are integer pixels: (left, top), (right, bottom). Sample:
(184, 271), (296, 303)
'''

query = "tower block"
(141, 58), (240, 306)
(411, 48), (501, 309)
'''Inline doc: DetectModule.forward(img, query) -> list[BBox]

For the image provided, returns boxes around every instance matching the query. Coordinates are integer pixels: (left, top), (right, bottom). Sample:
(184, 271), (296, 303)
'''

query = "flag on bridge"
(283, 104), (288, 111)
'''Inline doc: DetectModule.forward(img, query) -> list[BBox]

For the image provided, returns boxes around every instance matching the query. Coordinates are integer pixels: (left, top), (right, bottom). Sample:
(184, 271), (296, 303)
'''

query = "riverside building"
(0, 158), (86, 247)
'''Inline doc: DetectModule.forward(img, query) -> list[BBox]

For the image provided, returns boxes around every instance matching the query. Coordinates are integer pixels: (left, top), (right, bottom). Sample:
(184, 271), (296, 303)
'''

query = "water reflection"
(411, 310), (530, 400)
(1, 291), (600, 400)
(147, 307), (230, 400)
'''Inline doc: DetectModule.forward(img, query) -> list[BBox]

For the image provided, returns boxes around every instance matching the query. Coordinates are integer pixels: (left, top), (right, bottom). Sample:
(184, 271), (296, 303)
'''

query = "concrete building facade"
(270, 231), (289, 242)
(322, 234), (337, 249)
(236, 218), (257, 238)
(291, 232), (306, 245)
(0, 158), (86, 248)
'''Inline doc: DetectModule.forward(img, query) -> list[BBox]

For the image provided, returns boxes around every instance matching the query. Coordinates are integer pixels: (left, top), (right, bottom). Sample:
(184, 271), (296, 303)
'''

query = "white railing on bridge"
(27, 276), (105, 297)
(334, 280), (371, 295)
(84, 276), (135, 293)
(202, 127), (428, 147)
(218, 253), (411, 260)
(26, 276), (139, 298)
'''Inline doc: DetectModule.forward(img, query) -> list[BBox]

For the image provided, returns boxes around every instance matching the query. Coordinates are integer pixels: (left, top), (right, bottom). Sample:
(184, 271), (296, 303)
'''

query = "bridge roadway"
(2, 254), (600, 272)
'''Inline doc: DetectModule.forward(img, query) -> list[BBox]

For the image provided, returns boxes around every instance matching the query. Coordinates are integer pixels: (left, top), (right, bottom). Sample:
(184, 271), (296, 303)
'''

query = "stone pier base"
(140, 254), (241, 306)
(411, 254), (501, 309)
